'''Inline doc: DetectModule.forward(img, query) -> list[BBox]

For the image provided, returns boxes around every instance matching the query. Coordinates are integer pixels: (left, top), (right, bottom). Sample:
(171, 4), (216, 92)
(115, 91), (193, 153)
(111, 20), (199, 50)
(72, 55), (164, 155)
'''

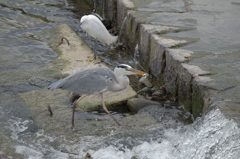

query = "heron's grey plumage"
(49, 67), (118, 94)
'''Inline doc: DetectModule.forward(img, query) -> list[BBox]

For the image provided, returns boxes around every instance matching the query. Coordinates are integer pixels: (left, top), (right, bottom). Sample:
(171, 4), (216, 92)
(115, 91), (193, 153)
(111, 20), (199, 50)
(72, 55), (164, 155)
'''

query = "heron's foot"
(86, 55), (99, 62)
(35, 104), (53, 117)
(47, 105), (53, 116)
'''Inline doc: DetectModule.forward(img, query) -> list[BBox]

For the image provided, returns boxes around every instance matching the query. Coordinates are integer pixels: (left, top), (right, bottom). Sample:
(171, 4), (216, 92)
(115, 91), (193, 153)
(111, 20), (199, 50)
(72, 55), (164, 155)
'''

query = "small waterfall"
(133, 44), (146, 72)
(133, 44), (139, 69)
(93, 0), (97, 11)
(64, 0), (73, 9)
(118, 16), (128, 45)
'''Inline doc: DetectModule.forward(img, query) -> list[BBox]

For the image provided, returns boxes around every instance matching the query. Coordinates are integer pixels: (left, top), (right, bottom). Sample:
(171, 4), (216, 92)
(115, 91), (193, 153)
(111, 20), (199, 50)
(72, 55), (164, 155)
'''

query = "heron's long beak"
(130, 69), (149, 76)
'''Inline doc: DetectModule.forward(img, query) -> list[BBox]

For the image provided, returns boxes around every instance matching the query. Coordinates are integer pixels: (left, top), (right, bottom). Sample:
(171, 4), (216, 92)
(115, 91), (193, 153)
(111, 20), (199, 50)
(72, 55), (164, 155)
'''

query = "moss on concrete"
(171, 85), (178, 97)
(192, 86), (204, 119)
(182, 83), (192, 112)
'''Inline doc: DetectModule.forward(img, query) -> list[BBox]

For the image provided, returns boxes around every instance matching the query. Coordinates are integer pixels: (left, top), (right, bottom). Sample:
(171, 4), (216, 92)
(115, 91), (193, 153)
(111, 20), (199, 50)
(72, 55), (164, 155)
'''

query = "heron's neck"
(112, 72), (129, 92)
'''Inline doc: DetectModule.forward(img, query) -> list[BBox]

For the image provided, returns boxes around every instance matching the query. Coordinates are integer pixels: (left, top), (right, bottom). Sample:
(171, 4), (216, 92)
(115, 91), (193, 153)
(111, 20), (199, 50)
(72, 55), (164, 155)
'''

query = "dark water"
(0, 0), (86, 157)
(0, 0), (240, 159)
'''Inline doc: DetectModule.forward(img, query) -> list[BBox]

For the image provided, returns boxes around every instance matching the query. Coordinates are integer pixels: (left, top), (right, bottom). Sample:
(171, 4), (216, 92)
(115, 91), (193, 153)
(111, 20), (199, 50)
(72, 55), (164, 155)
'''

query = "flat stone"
(181, 63), (210, 76)
(167, 49), (194, 63)
(77, 86), (137, 111)
(151, 34), (188, 48)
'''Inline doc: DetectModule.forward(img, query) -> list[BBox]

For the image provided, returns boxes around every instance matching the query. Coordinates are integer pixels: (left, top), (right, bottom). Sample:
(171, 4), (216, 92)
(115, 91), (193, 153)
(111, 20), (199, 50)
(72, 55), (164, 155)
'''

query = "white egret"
(80, 14), (118, 60)
(49, 64), (148, 128)
(80, 14), (118, 45)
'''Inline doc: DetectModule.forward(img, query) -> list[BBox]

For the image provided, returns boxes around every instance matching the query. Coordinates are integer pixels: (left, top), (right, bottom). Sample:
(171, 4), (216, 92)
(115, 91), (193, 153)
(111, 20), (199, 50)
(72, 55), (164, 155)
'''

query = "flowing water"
(0, 0), (240, 158)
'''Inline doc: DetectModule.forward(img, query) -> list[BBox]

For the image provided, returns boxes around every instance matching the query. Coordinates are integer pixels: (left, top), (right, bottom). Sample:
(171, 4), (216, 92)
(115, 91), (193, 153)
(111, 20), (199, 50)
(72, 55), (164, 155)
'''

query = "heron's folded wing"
(49, 67), (114, 94)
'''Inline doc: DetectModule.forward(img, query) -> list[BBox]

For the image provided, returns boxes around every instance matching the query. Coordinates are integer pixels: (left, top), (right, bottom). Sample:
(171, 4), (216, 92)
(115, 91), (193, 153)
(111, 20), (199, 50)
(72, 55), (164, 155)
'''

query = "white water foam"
(89, 109), (240, 159)
(4, 109), (240, 159)
(7, 117), (30, 140)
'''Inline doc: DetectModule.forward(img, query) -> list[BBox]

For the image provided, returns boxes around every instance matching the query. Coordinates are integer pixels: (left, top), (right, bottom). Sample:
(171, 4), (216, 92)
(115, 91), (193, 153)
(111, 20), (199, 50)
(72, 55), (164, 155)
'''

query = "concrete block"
(138, 24), (186, 72)
(178, 64), (208, 110)
(164, 49), (193, 95)
(117, 0), (134, 30)
(149, 35), (190, 78)
(149, 34), (165, 78)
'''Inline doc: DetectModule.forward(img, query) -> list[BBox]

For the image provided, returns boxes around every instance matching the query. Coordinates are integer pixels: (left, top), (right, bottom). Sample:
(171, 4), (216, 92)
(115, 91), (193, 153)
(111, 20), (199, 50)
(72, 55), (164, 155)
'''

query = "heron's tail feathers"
(48, 80), (63, 90)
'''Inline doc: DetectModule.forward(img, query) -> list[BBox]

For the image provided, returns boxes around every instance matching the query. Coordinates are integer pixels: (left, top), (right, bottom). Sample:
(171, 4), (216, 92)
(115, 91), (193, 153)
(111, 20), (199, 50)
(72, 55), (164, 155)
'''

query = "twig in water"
(57, 37), (70, 46)
(51, 37), (70, 47)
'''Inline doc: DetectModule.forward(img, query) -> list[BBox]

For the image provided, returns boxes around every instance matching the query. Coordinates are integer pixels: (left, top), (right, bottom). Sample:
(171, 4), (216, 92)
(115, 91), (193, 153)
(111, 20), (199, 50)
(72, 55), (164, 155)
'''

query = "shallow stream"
(0, 0), (240, 158)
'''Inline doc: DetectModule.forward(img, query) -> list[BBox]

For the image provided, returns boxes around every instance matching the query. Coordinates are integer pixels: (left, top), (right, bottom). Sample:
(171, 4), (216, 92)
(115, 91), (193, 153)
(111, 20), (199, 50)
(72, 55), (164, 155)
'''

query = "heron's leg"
(71, 100), (77, 128)
(71, 96), (83, 128)
(100, 93), (121, 126)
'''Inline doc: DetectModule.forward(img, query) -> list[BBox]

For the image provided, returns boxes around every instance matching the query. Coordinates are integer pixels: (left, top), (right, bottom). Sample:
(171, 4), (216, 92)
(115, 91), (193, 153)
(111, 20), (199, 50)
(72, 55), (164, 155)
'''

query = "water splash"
(3, 108), (240, 159)
(90, 109), (240, 159)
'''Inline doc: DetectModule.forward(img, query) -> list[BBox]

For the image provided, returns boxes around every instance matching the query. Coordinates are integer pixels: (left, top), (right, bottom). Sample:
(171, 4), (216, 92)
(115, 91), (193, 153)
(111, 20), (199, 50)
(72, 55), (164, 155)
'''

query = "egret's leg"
(86, 40), (99, 61)
(93, 40), (98, 60)
(100, 93), (121, 126)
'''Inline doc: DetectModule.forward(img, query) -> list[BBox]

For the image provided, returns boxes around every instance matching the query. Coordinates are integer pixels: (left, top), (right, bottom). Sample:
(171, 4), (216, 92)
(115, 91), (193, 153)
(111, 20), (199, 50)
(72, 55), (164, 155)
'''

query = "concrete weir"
(86, 0), (240, 122)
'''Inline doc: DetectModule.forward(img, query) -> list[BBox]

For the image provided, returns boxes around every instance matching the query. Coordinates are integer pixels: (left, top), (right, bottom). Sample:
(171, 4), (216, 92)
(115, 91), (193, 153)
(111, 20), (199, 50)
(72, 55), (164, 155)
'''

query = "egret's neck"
(112, 71), (129, 92)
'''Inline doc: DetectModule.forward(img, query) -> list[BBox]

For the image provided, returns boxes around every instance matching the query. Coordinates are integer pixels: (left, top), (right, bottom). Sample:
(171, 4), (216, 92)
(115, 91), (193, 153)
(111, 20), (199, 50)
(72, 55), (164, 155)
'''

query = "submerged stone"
(127, 98), (161, 113)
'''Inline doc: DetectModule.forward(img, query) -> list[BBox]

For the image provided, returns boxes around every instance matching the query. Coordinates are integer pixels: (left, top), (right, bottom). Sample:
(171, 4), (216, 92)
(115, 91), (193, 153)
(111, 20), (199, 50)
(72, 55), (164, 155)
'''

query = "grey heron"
(80, 14), (118, 60)
(49, 64), (148, 128)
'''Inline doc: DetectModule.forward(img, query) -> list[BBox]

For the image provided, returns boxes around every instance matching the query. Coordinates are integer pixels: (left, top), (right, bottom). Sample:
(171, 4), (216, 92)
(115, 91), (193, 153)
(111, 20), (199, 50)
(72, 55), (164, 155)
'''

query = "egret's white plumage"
(80, 15), (118, 45)
(49, 64), (148, 127)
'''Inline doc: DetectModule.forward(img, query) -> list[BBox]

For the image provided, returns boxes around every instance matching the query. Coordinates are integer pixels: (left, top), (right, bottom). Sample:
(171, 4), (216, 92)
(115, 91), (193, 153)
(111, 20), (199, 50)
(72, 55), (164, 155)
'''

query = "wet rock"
(76, 86), (137, 111)
(138, 105), (192, 124)
(127, 98), (162, 113)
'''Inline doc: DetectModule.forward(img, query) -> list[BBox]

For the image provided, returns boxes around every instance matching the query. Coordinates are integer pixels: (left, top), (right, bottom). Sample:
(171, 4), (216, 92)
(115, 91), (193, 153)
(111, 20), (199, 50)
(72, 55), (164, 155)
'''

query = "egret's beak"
(129, 69), (149, 76)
